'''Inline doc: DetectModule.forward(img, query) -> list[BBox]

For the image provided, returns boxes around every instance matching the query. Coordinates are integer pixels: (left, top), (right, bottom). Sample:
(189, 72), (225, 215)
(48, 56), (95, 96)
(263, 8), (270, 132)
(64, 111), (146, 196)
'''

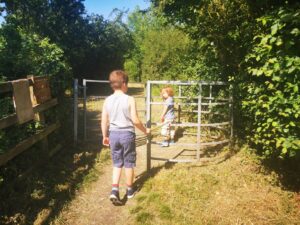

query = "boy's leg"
(112, 167), (122, 185)
(125, 168), (134, 187)
(125, 167), (135, 198)
(121, 132), (136, 198)
(110, 167), (123, 205)
(109, 132), (123, 204)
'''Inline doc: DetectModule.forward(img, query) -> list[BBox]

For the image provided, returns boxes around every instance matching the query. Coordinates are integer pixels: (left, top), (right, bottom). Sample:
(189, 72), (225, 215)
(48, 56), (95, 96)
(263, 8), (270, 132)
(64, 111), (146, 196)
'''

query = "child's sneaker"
(109, 189), (122, 205)
(169, 140), (175, 145)
(161, 141), (169, 147)
(126, 188), (135, 199)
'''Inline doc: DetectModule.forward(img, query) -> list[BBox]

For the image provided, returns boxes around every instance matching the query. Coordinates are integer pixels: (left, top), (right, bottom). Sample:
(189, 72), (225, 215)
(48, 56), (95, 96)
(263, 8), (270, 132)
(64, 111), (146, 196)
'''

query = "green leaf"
(271, 23), (279, 35)
(291, 28), (300, 36)
(282, 147), (287, 154)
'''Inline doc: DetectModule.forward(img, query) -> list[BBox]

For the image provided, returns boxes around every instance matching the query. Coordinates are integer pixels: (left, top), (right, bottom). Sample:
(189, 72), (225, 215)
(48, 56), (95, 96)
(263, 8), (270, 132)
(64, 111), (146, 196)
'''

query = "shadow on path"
(0, 141), (104, 225)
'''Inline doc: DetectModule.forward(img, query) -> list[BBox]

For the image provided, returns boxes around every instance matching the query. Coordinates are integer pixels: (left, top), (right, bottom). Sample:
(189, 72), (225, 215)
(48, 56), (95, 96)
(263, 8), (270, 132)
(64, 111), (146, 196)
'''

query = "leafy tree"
(124, 8), (221, 82)
(0, 19), (70, 81)
(0, 0), (132, 79)
(242, 7), (300, 158)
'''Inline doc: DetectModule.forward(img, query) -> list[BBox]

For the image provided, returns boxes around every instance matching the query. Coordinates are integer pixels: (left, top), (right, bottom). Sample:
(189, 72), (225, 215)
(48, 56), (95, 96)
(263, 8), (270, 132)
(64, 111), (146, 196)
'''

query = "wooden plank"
(29, 76), (49, 153)
(0, 122), (60, 166)
(0, 98), (57, 130)
(33, 98), (58, 113)
(0, 79), (34, 94)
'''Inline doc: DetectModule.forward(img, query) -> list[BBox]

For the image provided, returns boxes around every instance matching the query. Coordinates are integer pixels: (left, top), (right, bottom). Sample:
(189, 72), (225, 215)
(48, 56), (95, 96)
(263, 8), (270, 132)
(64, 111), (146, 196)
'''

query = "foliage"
(152, 0), (257, 80)
(0, 12), (70, 81)
(0, 0), (132, 79)
(242, 7), (300, 158)
(125, 8), (221, 82)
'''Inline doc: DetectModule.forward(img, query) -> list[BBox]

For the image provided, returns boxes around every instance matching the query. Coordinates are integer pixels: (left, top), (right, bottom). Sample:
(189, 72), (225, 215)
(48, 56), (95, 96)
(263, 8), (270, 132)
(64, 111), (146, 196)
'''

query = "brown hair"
(161, 86), (174, 97)
(109, 70), (129, 90)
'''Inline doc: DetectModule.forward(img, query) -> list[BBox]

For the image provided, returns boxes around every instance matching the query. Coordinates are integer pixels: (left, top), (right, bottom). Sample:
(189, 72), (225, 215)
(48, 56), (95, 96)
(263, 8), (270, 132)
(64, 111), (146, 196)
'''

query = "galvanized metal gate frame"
(145, 80), (233, 172)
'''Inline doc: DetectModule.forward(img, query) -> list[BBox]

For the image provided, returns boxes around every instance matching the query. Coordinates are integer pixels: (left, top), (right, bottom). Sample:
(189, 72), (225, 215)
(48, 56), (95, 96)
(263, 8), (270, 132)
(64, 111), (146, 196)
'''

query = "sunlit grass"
(129, 146), (300, 225)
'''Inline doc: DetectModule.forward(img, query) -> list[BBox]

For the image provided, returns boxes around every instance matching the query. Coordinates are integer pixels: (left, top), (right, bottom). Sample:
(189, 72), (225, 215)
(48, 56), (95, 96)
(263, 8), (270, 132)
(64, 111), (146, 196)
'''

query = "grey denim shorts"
(109, 131), (136, 168)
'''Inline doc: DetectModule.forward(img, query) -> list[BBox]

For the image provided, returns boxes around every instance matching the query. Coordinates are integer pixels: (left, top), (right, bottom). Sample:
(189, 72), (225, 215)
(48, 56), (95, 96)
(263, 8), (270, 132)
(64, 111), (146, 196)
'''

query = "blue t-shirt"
(164, 97), (175, 120)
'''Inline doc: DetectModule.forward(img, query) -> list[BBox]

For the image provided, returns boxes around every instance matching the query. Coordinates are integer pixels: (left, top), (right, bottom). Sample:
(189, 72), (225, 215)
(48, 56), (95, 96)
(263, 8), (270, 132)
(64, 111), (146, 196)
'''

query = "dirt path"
(53, 138), (187, 225)
(54, 140), (178, 225)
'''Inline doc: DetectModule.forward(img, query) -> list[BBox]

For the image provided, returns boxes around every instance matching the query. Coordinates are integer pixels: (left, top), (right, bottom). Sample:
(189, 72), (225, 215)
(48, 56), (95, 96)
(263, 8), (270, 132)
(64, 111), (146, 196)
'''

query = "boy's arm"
(101, 99), (109, 146)
(129, 96), (147, 134)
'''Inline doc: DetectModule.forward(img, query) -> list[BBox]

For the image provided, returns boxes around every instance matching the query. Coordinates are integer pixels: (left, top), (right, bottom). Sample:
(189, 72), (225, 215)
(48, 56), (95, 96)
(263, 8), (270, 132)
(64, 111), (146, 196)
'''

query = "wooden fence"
(0, 76), (61, 167)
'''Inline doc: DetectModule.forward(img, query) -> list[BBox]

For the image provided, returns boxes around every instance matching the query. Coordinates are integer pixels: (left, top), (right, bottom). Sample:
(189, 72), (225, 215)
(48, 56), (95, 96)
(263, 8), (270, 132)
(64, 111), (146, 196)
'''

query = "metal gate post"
(197, 84), (202, 161)
(73, 79), (78, 143)
(230, 85), (234, 140)
(146, 81), (152, 172)
(83, 79), (87, 141)
(178, 85), (181, 123)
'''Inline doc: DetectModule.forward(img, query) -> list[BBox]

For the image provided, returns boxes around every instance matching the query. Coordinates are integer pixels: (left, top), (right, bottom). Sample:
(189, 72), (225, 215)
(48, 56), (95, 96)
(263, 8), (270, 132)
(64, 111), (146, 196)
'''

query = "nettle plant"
(243, 7), (300, 158)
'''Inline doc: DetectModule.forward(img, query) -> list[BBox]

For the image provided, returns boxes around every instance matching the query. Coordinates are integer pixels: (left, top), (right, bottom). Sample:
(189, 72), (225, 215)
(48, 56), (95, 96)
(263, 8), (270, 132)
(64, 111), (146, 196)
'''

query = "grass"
(129, 146), (300, 225)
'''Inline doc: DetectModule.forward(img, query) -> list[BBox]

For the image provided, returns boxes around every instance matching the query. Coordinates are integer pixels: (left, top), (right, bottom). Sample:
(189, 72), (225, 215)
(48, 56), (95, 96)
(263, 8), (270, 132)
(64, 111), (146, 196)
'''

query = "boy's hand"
(161, 116), (165, 123)
(146, 128), (151, 135)
(102, 137), (109, 146)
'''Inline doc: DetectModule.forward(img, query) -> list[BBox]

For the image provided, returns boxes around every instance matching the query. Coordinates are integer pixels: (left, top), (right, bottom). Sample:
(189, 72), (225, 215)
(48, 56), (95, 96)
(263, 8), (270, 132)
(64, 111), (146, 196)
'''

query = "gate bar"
(197, 84), (202, 161)
(146, 81), (152, 172)
(73, 79), (78, 143)
(83, 79), (87, 141)
(148, 80), (227, 85)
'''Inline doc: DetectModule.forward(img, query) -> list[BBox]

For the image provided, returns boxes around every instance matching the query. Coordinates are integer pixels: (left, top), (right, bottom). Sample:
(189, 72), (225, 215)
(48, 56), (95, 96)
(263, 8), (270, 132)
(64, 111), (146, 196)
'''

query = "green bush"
(0, 23), (71, 89)
(242, 7), (300, 158)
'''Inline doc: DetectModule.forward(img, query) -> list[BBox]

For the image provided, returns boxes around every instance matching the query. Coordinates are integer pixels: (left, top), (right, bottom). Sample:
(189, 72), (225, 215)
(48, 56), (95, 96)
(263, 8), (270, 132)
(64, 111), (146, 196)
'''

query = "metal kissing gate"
(73, 79), (233, 172)
(145, 80), (233, 171)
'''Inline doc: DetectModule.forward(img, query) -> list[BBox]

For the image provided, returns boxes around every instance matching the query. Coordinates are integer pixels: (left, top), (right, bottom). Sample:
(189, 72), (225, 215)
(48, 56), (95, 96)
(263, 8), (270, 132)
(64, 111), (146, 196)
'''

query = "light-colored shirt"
(105, 93), (135, 132)
(165, 97), (175, 120)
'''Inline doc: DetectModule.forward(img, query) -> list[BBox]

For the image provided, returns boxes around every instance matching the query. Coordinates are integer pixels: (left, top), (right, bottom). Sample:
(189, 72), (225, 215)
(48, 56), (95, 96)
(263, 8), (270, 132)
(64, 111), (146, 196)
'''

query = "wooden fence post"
(28, 75), (49, 152)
